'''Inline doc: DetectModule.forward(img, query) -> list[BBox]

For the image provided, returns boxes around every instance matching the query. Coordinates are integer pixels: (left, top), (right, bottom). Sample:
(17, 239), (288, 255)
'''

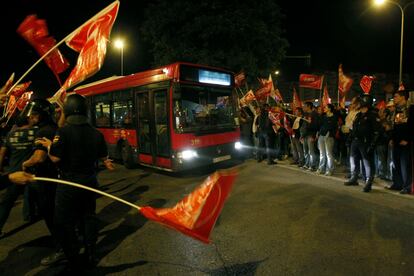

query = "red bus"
(73, 62), (242, 171)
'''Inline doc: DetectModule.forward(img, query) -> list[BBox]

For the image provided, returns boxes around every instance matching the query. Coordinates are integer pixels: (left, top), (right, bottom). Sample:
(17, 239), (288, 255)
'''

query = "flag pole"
(34, 177), (141, 210)
(5, 0), (120, 97)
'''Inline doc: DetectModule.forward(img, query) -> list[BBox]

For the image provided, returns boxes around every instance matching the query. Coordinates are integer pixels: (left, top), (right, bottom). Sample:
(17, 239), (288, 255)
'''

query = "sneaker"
(399, 188), (411, 195)
(41, 250), (66, 266)
(315, 169), (324, 175)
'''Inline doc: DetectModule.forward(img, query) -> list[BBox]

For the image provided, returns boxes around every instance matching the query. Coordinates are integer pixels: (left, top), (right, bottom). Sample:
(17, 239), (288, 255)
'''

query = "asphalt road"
(0, 159), (413, 275)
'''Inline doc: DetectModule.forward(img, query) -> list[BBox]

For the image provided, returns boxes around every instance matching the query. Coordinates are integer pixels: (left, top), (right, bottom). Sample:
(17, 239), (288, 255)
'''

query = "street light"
(114, 39), (124, 75)
(374, 0), (414, 84)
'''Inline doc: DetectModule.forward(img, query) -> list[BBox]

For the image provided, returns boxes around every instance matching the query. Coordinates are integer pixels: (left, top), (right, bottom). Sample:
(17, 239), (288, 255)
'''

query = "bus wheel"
(121, 142), (135, 169)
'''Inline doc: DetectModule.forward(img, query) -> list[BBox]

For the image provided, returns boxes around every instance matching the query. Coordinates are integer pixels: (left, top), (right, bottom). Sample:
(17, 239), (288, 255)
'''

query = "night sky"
(1, 0), (413, 97)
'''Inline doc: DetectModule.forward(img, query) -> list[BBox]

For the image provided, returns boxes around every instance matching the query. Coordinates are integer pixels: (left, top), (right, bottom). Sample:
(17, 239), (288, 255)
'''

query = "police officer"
(20, 99), (63, 265)
(38, 94), (113, 271)
(344, 94), (381, 192)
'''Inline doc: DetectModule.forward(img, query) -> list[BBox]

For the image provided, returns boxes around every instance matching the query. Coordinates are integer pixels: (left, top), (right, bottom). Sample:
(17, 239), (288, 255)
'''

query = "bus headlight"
(178, 150), (198, 160)
(234, 141), (243, 150)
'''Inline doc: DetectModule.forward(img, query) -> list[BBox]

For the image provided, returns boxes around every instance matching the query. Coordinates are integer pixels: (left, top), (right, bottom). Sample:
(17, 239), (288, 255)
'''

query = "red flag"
(139, 169), (237, 244)
(268, 109), (284, 127)
(376, 100), (386, 110)
(269, 74), (284, 102)
(338, 64), (353, 95)
(50, 1), (120, 106)
(339, 95), (346, 109)
(283, 115), (293, 136)
(10, 81), (31, 98)
(321, 84), (330, 109)
(235, 71), (246, 88)
(17, 15), (70, 78)
(239, 90), (256, 107)
(292, 87), (302, 111)
(16, 91), (33, 111)
(299, 74), (324, 90)
(255, 78), (272, 101)
(398, 82), (405, 91)
(360, 75), (375, 94)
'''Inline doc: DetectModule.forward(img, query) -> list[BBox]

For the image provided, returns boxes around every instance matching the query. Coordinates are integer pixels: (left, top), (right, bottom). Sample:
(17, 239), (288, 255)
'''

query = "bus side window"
(95, 102), (111, 128)
(113, 100), (134, 128)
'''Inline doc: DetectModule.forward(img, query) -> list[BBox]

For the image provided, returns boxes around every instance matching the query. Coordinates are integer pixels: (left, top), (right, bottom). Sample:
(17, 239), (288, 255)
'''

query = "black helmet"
(21, 98), (54, 124)
(63, 94), (89, 124)
(359, 94), (373, 108)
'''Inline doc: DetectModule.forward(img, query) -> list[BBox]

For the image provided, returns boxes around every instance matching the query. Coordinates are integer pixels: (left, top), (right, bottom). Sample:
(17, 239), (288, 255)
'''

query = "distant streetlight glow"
(114, 39), (125, 75)
(274, 70), (280, 75)
(373, 0), (414, 83)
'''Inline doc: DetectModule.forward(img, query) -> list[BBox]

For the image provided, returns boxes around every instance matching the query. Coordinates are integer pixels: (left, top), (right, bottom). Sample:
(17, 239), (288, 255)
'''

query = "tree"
(140, 0), (288, 78)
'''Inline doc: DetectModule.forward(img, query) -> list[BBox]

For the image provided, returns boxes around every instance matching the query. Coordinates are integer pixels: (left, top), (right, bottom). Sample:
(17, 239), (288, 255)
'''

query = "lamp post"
(114, 39), (124, 75)
(374, 0), (414, 84)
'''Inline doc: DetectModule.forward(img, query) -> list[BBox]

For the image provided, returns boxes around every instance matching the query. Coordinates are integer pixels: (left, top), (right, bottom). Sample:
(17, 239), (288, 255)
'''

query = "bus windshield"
(174, 85), (235, 133)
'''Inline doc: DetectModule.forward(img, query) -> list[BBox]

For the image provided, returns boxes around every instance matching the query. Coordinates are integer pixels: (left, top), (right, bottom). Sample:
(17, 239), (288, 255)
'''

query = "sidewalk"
(272, 157), (412, 196)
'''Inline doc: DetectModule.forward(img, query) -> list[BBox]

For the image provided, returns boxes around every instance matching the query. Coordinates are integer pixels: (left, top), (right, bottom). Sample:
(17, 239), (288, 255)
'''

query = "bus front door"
(136, 89), (171, 169)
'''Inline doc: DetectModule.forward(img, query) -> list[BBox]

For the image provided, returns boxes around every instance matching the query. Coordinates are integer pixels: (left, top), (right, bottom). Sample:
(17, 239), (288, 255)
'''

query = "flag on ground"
(140, 169), (238, 243)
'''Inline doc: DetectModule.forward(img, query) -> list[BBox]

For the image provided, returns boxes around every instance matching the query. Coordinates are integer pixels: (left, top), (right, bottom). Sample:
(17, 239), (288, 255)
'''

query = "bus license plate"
(213, 155), (231, 163)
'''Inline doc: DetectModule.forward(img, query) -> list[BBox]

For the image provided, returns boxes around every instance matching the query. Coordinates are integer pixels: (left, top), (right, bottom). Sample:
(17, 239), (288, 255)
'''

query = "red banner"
(299, 74), (324, 90)
(139, 169), (237, 243)
(360, 75), (375, 94)
(255, 78), (272, 101)
(17, 15), (70, 77)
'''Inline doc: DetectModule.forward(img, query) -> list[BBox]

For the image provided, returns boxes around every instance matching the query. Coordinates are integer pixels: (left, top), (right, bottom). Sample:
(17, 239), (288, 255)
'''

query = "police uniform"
(345, 108), (381, 192)
(50, 94), (108, 268)
(391, 103), (411, 193)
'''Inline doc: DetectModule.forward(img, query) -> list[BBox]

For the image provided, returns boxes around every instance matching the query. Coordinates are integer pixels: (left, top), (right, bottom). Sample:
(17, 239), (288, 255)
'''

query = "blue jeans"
(318, 135), (335, 173)
(303, 136), (317, 169)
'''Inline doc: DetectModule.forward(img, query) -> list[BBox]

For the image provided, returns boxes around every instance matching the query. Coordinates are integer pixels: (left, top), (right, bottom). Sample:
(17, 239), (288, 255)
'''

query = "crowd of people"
(239, 90), (413, 194)
(0, 94), (114, 273)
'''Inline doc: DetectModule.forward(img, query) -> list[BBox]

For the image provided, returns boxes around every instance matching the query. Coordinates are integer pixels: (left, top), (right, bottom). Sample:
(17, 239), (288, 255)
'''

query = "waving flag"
(267, 74), (283, 102)
(283, 115), (293, 136)
(255, 77), (272, 101)
(299, 74), (324, 90)
(10, 81), (32, 98)
(321, 84), (330, 109)
(360, 75), (375, 94)
(50, 1), (120, 106)
(239, 90), (256, 107)
(235, 71), (246, 88)
(140, 169), (238, 243)
(17, 15), (70, 83)
(398, 82), (405, 91)
(338, 64), (353, 95)
(0, 73), (15, 101)
(292, 87), (302, 111)
(376, 100), (386, 110)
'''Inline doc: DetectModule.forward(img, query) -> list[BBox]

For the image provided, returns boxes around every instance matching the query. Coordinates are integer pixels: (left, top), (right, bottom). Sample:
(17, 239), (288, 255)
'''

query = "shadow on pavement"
(0, 235), (55, 275)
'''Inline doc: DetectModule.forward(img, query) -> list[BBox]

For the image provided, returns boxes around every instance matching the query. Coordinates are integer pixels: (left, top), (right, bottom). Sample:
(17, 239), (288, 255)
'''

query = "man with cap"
(37, 93), (114, 271)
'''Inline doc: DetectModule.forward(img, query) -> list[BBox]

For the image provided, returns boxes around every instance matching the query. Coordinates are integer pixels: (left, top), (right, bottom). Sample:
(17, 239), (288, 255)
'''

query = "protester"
(386, 90), (412, 194)
(317, 104), (337, 176)
(290, 108), (304, 167)
(299, 102), (320, 171)
(256, 103), (277, 165)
